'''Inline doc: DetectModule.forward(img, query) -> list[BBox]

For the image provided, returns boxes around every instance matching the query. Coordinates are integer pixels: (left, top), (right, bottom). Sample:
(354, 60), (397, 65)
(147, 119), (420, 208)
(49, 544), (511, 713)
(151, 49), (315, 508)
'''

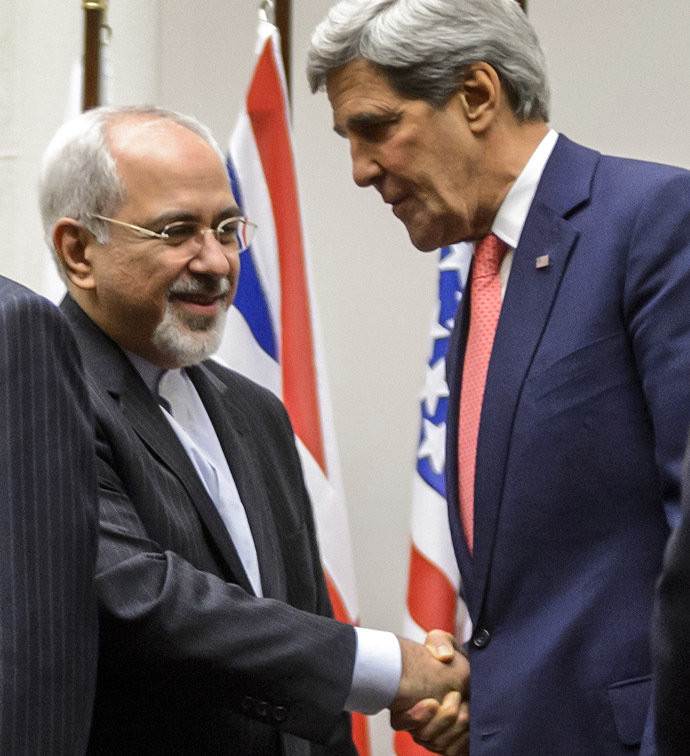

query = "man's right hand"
(389, 631), (470, 755)
(389, 633), (469, 713)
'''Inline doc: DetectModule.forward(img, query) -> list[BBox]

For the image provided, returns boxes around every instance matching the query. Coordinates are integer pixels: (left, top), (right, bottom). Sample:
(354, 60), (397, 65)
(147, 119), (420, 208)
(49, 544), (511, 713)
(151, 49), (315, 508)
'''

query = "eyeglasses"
(90, 214), (257, 252)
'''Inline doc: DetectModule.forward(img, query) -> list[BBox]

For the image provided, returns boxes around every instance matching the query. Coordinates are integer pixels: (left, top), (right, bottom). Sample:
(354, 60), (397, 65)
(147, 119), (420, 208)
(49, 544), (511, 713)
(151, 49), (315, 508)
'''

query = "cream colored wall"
(3, 2), (690, 754)
(530, 0), (690, 169)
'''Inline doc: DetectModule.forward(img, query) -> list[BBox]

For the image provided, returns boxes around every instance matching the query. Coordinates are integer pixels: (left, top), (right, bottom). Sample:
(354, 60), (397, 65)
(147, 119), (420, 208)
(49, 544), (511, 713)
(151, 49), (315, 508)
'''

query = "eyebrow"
(333, 111), (401, 138)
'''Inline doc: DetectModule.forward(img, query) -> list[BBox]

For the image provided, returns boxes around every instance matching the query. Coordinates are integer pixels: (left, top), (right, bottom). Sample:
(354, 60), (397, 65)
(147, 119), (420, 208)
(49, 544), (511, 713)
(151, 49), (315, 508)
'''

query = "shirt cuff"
(344, 627), (402, 715)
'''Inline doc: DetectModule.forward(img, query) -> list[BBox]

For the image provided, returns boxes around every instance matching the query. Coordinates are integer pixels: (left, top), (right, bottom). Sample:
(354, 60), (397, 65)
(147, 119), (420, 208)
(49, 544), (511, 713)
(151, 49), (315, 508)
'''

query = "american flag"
(394, 244), (473, 756)
(217, 18), (371, 756)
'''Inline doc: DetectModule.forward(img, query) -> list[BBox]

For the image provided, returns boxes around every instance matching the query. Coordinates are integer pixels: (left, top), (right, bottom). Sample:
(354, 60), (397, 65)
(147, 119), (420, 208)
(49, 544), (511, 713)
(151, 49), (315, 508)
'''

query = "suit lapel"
(120, 372), (259, 594)
(60, 295), (256, 594)
(445, 284), (474, 594)
(189, 365), (288, 601)
(450, 136), (600, 617)
(471, 206), (579, 610)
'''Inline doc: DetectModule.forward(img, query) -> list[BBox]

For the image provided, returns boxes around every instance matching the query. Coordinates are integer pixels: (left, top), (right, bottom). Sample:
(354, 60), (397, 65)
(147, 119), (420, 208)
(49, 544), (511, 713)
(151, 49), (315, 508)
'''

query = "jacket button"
(472, 628), (491, 649)
(255, 701), (269, 717)
(272, 706), (287, 722)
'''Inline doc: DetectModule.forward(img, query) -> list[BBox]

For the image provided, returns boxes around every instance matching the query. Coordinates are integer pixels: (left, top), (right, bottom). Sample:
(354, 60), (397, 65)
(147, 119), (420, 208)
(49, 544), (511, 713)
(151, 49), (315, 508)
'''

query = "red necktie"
(458, 233), (508, 553)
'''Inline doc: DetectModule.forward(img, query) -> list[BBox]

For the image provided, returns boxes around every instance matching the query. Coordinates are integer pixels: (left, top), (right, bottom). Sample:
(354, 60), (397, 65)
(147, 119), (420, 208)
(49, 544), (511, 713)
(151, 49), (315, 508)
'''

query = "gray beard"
(151, 300), (228, 367)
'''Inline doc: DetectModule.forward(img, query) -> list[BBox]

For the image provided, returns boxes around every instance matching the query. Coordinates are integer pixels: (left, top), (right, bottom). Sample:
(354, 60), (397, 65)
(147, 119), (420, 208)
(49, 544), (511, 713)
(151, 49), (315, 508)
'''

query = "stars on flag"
(429, 300), (452, 344)
(416, 244), (472, 490)
(420, 357), (449, 417)
(439, 243), (471, 279)
(418, 418), (447, 475)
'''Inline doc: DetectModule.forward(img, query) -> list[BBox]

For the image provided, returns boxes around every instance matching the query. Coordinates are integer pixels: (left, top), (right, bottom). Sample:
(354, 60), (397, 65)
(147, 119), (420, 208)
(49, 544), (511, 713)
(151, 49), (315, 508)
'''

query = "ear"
(52, 218), (97, 290)
(457, 62), (502, 133)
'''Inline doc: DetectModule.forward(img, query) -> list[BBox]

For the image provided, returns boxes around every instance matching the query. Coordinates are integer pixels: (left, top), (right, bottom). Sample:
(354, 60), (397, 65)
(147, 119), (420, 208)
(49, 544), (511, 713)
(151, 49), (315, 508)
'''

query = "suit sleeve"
(0, 288), (98, 756)
(620, 172), (690, 756)
(623, 171), (690, 527)
(240, 386), (360, 755)
(652, 436), (690, 756)
(91, 383), (358, 747)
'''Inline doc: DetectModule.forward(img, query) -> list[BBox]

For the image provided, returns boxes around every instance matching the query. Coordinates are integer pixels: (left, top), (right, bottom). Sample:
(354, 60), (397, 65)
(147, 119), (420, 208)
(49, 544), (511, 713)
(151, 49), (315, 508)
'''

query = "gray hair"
(307, 0), (550, 121)
(39, 105), (227, 255)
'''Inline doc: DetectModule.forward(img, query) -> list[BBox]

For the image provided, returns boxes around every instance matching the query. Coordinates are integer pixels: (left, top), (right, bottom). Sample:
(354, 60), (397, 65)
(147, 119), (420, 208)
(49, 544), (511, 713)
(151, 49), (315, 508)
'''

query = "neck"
(475, 119), (549, 237)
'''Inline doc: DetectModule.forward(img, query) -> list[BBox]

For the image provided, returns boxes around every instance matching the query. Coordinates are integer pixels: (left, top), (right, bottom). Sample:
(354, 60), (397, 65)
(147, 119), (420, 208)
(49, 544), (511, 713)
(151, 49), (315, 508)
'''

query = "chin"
(401, 209), (452, 251)
(407, 215), (470, 251)
(151, 306), (227, 367)
(406, 226), (446, 252)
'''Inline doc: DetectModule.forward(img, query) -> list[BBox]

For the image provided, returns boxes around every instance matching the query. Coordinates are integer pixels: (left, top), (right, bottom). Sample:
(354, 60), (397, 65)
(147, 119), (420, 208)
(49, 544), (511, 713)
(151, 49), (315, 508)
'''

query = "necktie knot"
(473, 233), (508, 278)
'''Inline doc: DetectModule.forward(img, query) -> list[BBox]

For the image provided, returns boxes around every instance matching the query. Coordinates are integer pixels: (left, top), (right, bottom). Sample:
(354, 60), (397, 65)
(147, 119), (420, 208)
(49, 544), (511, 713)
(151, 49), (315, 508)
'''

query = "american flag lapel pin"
(535, 254), (550, 270)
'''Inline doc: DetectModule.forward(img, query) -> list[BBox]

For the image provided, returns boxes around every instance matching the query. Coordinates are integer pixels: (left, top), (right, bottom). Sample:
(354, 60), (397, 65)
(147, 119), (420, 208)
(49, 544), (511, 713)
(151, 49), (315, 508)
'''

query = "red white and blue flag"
(217, 19), (371, 755)
(394, 243), (473, 756)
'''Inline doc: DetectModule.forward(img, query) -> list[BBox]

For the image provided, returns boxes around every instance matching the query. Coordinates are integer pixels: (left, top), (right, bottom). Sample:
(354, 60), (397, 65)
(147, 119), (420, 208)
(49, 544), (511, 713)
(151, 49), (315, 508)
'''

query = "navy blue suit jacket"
(445, 135), (690, 755)
(0, 277), (98, 754)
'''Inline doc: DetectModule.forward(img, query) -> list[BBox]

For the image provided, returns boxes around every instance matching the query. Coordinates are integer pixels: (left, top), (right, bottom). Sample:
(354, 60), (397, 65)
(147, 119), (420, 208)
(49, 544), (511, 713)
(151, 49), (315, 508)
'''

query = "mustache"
(168, 275), (231, 298)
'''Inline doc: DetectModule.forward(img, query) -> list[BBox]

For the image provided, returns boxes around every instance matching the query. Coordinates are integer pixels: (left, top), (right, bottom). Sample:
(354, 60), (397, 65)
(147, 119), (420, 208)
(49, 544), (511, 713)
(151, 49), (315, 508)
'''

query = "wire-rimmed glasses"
(90, 214), (257, 252)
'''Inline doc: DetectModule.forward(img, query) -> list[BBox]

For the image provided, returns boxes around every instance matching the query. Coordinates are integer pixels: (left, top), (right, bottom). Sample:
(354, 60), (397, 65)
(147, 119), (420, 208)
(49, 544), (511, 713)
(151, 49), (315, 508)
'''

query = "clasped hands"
(389, 630), (470, 756)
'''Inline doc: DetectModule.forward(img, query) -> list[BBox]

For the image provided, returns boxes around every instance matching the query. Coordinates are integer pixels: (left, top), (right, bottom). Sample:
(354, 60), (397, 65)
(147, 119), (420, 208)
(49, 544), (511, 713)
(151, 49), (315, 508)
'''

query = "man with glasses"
(39, 105), (468, 756)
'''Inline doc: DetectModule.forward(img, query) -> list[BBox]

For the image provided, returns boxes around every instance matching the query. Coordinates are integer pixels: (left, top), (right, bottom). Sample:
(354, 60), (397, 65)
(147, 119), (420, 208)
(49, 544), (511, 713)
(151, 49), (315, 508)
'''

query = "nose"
(187, 231), (235, 278)
(350, 139), (382, 188)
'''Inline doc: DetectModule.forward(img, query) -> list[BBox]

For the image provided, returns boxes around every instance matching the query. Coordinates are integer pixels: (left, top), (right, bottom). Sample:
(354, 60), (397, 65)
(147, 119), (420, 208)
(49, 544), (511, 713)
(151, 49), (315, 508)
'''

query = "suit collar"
(530, 133), (599, 218)
(60, 294), (134, 398)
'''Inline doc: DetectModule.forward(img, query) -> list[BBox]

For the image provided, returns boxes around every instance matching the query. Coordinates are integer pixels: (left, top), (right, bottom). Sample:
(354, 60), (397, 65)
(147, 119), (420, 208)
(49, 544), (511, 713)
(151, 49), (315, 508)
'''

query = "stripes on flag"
(394, 243), (473, 756)
(217, 18), (370, 755)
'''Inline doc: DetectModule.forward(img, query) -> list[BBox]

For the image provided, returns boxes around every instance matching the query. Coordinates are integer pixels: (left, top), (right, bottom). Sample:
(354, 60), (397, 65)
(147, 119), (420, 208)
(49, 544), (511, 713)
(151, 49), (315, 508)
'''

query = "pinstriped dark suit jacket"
(60, 295), (358, 756)
(0, 277), (98, 755)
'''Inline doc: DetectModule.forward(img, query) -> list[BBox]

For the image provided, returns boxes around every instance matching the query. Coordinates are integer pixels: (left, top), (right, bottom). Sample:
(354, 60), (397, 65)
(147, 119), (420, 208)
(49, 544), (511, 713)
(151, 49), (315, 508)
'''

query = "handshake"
(389, 631), (470, 756)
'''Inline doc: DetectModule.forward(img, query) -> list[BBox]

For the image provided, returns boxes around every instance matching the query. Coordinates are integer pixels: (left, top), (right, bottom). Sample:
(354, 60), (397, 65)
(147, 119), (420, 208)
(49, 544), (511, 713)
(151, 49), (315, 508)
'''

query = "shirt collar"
(492, 128), (558, 249)
(125, 350), (180, 395)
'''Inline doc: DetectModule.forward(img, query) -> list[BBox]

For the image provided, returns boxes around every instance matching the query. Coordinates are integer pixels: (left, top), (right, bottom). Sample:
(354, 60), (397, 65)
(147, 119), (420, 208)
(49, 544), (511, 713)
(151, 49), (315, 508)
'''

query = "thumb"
(424, 629), (457, 662)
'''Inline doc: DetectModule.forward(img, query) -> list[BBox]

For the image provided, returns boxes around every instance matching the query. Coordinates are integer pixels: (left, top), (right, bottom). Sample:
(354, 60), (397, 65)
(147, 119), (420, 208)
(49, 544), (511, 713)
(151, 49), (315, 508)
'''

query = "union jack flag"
(217, 18), (371, 755)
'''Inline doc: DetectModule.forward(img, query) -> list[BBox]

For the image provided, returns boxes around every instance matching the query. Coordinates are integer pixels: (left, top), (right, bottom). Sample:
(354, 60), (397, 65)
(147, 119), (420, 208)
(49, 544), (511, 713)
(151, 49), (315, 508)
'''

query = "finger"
(445, 730), (470, 756)
(413, 696), (469, 753)
(412, 691), (461, 741)
(424, 629), (457, 662)
(415, 727), (469, 756)
(390, 698), (439, 731)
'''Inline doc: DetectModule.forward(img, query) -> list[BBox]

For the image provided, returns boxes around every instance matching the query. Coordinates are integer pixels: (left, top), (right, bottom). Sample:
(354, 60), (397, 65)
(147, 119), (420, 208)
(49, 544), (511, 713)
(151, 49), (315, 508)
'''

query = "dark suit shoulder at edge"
(203, 358), (285, 409)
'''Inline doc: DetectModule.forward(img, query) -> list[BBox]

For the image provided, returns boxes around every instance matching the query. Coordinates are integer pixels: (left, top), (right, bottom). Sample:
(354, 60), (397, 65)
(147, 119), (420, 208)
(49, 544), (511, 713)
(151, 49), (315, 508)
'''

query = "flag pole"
(82, 0), (108, 110)
(260, 0), (292, 105)
(275, 0), (292, 103)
